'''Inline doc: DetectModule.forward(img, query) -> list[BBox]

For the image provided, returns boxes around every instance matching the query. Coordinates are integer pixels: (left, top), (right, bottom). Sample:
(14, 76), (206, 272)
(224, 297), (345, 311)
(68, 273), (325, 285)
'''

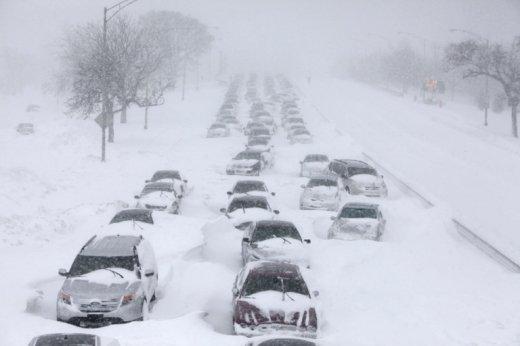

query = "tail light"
(121, 293), (135, 305)
(58, 291), (71, 305)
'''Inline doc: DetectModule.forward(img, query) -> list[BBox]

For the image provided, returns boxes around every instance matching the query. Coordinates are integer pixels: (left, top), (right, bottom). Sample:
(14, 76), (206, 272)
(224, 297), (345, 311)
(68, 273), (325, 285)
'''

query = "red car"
(232, 261), (318, 338)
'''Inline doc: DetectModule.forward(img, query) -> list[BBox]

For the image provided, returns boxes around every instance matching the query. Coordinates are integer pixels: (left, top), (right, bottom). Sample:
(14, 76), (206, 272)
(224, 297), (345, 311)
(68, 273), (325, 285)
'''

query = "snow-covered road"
(1, 79), (520, 345)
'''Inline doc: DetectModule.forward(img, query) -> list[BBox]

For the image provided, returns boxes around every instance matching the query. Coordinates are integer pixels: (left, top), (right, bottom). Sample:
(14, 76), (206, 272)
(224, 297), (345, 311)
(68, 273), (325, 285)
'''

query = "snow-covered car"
(227, 180), (276, 199)
(57, 234), (158, 327)
(219, 116), (242, 132)
(28, 334), (120, 346)
(245, 122), (269, 136)
(328, 159), (388, 197)
(135, 182), (182, 214)
(146, 170), (188, 196)
(328, 202), (385, 241)
(16, 122), (34, 135)
(232, 261), (318, 338)
(246, 336), (316, 346)
(28, 333), (118, 346)
(289, 129), (312, 144)
(282, 117), (305, 129)
(227, 151), (265, 176)
(241, 220), (311, 266)
(299, 176), (340, 211)
(299, 154), (329, 177)
(247, 148), (274, 168)
(220, 195), (279, 230)
(207, 123), (231, 138)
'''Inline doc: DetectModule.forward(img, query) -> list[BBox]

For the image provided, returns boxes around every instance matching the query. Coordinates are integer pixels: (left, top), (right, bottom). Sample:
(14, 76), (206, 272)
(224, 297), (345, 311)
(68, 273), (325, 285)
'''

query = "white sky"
(1, 0), (519, 76)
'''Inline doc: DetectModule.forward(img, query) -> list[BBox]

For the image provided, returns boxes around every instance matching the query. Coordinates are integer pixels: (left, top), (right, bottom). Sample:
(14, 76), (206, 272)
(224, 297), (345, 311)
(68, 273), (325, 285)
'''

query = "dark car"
(232, 261), (318, 338)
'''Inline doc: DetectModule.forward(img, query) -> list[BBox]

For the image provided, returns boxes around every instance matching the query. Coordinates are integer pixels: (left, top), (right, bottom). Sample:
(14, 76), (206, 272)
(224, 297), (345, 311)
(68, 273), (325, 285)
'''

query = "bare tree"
(445, 39), (520, 137)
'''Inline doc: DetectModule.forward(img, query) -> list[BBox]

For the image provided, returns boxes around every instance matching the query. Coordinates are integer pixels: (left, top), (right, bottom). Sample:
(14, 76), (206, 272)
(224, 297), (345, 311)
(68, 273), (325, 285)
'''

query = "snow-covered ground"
(1, 79), (520, 345)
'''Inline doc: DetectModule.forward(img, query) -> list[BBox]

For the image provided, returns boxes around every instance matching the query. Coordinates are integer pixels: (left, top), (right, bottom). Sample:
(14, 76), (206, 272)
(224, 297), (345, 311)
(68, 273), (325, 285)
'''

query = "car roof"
(247, 260), (300, 277)
(81, 235), (141, 257)
(341, 202), (379, 210)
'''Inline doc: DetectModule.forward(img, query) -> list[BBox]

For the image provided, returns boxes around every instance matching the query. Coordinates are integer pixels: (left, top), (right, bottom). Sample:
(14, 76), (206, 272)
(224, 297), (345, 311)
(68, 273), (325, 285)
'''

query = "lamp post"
(99, 0), (138, 162)
(450, 28), (490, 126)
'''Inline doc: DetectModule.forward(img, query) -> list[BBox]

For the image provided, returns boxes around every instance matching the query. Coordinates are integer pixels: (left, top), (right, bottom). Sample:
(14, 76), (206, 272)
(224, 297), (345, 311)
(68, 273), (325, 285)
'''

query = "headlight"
(58, 290), (71, 305)
(121, 293), (136, 305)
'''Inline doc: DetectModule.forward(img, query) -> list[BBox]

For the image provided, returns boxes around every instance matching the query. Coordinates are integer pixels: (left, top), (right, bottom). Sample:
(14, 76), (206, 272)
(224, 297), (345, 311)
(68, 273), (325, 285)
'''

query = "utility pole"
(144, 84), (149, 130)
(182, 63), (186, 101)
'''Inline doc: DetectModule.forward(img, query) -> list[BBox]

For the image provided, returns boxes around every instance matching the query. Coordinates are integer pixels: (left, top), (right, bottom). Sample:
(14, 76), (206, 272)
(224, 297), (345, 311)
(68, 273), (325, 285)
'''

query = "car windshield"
(68, 255), (135, 277)
(34, 334), (97, 346)
(242, 273), (309, 296)
(258, 340), (316, 346)
(348, 166), (377, 176)
(251, 223), (302, 243)
(228, 198), (268, 212)
(307, 179), (337, 187)
(141, 185), (174, 195)
(248, 139), (269, 146)
(234, 182), (266, 193)
(304, 154), (328, 162)
(151, 171), (181, 181)
(110, 210), (153, 224)
(340, 207), (377, 219)
(235, 151), (262, 160)
(293, 129), (310, 135)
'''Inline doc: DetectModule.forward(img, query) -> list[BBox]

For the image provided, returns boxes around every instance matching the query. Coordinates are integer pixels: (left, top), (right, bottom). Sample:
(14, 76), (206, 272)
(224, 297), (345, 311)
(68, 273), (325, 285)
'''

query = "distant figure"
(307, 75), (312, 84)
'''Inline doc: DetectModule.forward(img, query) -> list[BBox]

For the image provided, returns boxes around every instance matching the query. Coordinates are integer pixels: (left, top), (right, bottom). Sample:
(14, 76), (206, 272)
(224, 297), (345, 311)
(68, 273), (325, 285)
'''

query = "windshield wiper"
(102, 268), (124, 279)
(277, 276), (295, 302)
(275, 235), (292, 245)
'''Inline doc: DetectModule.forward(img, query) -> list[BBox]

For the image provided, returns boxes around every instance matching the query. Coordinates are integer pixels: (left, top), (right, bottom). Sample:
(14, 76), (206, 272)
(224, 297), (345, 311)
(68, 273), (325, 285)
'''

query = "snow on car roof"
(81, 235), (141, 257)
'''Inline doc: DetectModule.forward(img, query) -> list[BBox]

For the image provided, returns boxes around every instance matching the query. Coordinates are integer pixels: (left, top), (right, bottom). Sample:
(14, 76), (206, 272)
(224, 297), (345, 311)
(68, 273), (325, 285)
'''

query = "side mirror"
(232, 287), (239, 296)
(330, 216), (336, 220)
(313, 290), (320, 298)
(304, 239), (311, 244)
(134, 195), (140, 200)
(273, 210), (280, 215)
(219, 207), (227, 213)
(242, 237), (250, 243)
(58, 268), (68, 277)
(144, 269), (155, 277)
(227, 191), (233, 196)
(271, 192), (276, 196)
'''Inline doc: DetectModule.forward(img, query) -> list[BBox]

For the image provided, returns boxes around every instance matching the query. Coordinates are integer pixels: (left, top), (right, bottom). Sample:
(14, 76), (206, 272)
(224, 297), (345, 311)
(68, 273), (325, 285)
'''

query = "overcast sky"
(1, 0), (520, 76)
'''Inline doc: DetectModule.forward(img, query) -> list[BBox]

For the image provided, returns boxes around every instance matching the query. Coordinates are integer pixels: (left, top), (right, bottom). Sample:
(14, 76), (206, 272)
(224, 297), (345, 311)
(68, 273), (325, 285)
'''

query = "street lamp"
(99, 0), (138, 162)
(450, 28), (490, 126)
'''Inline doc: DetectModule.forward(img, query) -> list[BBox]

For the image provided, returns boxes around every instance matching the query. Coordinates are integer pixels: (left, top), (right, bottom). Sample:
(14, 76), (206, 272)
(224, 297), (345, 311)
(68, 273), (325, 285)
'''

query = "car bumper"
(57, 299), (143, 327)
(226, 168), (258, 176)
(234, 322), (317, 339)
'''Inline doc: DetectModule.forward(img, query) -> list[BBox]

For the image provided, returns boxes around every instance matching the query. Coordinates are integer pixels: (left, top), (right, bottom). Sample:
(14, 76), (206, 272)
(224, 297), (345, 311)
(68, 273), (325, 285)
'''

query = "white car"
(328, 159), (388, 197)
(300, 154), (329, 177)
(241, 220), (311, 267)
(227, 180), (276, 199)
(328, 202), (386, 241)
(299, 176), (340, 211)
(220, 195), (279, 230)
(135, 182), (182, 214)
(146, 170), (188, 196)
(207, 123), (230, 138)
(226, 151), (265, 176)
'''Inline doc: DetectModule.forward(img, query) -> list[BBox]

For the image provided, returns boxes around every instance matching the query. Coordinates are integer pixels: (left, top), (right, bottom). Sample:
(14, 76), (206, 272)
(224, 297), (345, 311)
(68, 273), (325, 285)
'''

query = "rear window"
(340, 207), (377, 219)
(110, 210), (153, 224)
(348, 167), (376, 176)
(234, 181), (266, 193)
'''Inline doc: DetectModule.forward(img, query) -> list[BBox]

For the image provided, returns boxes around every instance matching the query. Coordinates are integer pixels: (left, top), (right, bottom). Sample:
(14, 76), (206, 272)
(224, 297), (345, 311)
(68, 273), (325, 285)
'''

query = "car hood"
(228, 208), (274, 225)
(139, 191), (175, 206)
(62, 269), (139, 298)
(303, 186), (338, 199)
(334, 218), (379, 233)
(350, 174), (381, 185)
(228, 159), (260, 167)
(240, 290), (314, 322)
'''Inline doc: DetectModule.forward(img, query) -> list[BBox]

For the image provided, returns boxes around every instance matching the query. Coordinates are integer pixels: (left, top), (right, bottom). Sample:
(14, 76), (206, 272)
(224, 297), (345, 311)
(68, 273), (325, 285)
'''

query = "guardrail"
(297, 82), (520, 272)
(363, 152), (520, 273)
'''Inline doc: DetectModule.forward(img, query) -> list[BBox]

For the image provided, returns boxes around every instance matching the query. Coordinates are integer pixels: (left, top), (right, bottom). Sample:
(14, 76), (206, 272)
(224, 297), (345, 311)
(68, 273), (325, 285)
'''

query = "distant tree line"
(55, 10), (213, 142)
